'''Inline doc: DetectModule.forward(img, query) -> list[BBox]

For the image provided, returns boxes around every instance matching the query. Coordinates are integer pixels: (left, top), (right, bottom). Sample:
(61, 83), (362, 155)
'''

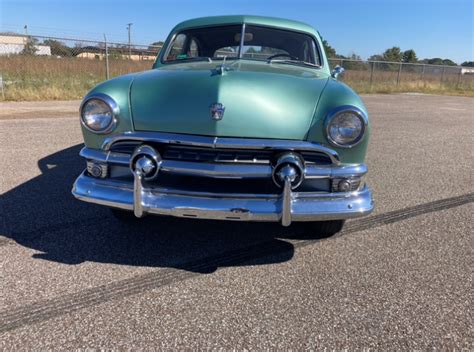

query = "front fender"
(80, 73), (139, 149)
(306, 79), (370, 164)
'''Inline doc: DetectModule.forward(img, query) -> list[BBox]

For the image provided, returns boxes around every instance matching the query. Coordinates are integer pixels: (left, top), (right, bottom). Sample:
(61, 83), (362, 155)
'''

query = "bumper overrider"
(72, 132), (374, 226)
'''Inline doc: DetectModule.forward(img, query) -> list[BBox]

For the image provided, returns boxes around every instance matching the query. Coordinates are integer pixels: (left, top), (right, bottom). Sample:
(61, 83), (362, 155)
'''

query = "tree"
(420, 58), (458, 66)
(320, 36), (337, 58)
(461, 61), (474, 67)
(344, 53), (367, 70)
(43, 39), (73, 57)
(368, 54), (384, 61)
(402, 49), (418, 63)
(442, 59), (457, 66)
(382, 47), (403, 62)
(21, 36), (38, 55)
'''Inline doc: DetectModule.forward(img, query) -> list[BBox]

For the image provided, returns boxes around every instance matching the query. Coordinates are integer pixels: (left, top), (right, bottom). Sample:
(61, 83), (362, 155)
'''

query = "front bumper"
(72, 171), (374, 223)
(72, 132), (374, 226)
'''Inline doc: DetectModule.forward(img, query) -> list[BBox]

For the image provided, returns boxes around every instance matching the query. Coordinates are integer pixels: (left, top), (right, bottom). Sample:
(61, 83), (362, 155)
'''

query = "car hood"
(130, 61), (329, 140)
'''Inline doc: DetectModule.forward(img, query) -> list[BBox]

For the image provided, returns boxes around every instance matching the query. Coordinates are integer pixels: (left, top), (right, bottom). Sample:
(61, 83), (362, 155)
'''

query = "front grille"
(110, 142), (333, 165)
(163, 145), (273, 164)
(109, 141), (141, 154)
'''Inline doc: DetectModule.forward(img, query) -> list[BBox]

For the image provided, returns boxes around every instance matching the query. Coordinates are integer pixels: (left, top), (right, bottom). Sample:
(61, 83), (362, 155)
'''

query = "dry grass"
(0, 55), (473, 101)
(0, 55), (151, 101)
(341, 69), (474, 97)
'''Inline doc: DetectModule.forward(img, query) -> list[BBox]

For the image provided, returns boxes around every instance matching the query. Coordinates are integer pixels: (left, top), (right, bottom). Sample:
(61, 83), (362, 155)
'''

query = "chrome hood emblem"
(210, 103), (225, 121)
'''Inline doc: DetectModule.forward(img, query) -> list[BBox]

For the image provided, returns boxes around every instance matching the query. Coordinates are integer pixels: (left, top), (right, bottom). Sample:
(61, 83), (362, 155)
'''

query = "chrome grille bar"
(102, 131), (340, 164)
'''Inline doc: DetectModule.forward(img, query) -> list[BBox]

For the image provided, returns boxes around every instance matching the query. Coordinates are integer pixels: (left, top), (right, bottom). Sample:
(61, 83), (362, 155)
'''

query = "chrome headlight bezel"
(80, 93), (119, 134)
(324, 106), (368, 148)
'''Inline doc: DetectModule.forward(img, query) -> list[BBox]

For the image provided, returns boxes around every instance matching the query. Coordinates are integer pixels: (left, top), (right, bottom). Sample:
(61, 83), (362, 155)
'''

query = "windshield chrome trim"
(238, 23), (246, 58)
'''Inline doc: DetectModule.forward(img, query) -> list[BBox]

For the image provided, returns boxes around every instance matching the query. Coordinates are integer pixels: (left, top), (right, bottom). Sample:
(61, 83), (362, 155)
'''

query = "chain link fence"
(327, 58), (473, 93)
(0, 32), (472, 101)
(0, 33), (162, 100)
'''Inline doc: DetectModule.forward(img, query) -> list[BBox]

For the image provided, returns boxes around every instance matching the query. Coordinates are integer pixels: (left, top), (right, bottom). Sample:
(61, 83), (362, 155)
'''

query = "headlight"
(325, 106), (367, 148)
(80, 93), (119, 134)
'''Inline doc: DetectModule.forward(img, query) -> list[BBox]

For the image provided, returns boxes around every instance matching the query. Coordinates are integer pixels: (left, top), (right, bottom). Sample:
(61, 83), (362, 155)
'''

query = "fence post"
(457, 67), (462, 87)
(0, 74), (4, 100)
(421, 64), (426, 83)
(103, 34), (110, 80)
(397, 63), (402, 86)
(369, 61), (375, 89)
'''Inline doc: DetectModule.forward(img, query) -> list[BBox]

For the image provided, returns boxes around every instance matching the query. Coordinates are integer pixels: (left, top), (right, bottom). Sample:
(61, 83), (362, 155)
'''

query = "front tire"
(295, 220), (346, 238)
(109, 208), (139, 223)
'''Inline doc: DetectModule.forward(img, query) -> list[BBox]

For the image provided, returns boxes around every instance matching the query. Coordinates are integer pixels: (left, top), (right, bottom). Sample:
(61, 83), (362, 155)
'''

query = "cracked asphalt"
(0, 94), (473, 349)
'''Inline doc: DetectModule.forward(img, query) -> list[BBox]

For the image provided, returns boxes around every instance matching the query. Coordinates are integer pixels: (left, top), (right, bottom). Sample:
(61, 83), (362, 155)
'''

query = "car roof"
(171, 15), (319, 37)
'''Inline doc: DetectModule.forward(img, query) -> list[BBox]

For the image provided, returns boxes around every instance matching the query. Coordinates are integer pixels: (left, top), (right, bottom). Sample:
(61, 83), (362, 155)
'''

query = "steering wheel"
(267, 53), (299, 61)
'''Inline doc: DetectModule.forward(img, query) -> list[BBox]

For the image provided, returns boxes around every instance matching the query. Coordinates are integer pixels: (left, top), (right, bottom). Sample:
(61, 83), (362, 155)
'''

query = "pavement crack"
(0, 192), (472, 334)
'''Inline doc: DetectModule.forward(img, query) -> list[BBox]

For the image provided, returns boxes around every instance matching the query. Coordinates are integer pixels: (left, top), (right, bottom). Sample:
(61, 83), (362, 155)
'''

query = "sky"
(1, 0), (473, 63)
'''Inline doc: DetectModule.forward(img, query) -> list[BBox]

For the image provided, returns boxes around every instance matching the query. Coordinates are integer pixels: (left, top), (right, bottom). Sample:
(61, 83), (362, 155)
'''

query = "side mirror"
(331, 65), (345, 79)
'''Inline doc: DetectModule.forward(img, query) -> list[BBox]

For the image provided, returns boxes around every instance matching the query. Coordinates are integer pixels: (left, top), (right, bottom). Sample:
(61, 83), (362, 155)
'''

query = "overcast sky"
(1, 0), (473, 63)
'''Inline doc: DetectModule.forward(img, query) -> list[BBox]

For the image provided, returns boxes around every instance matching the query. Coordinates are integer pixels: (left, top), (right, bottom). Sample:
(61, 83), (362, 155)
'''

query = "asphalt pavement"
(0, 94), (473, 349)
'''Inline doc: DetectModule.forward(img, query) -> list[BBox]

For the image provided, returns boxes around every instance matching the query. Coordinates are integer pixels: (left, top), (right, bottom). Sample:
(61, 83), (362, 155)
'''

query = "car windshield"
(163, 24), (321, 67)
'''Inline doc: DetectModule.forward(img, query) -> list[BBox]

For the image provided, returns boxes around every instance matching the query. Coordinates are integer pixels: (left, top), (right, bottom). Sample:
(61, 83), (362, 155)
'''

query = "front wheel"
(295, 220), (346, 238)
(109, 208), (139, 223)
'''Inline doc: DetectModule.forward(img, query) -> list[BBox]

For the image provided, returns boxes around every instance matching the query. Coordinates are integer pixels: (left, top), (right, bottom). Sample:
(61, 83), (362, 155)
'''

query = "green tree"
(344, 53), (368, 70)
(421, 58), (458, 66)
(461, 61), (474, 67)
(320, 36), (337, 58)
(382, 47), (403, 62)
(43, 39), (73, 57)
(21, 36), (38, 55)
(402, 49), (418, 63)
(442, 59), (457, 66)
(368, 54), (384, 61)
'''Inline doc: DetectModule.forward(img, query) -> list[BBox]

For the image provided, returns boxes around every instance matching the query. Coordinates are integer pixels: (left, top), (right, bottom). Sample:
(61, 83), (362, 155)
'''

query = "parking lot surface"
(0, 94), (472, 349)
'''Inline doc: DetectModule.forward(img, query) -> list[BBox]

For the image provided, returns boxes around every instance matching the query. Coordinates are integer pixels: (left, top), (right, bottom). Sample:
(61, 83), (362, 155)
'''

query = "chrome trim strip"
(238, 23), (246, 58)
(305, 163), (368, 179)
(79, 147), (367, 180)
(72, 172), (374, 222)
(281, 176), (293, 226)
(161, 159), (273, 179)
(133, 170), (144, 217)
(101, 131), (340, 164)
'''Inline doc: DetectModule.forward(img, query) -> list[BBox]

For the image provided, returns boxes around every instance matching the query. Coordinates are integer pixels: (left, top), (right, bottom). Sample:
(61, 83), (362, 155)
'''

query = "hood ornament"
(210, 103), (225, 121)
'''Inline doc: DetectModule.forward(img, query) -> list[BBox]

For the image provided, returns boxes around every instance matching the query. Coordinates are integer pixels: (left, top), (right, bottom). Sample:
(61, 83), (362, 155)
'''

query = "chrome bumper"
(72, 171), (374, 224)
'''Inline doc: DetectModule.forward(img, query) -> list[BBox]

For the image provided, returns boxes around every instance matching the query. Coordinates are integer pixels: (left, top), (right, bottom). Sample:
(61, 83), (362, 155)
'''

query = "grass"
(340, 69), (474, 97)
(0, 55), (150, 101)
(0, 55), (473, 101)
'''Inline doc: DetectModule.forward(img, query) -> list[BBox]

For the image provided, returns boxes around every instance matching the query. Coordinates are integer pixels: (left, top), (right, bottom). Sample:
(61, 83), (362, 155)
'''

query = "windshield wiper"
(268, 59), (321, 68)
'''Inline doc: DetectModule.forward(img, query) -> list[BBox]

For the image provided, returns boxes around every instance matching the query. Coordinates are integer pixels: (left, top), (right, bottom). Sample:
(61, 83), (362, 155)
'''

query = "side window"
(189, 38), (199, 57)
(167, 33), (187, 60)
(302, 41), (315, 63)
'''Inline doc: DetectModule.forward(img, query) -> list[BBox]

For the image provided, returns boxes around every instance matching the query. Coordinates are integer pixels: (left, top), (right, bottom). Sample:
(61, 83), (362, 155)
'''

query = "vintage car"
(72, 15), (374, 233)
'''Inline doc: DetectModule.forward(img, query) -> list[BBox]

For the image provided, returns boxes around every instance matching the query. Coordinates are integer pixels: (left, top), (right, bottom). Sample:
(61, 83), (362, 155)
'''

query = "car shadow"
(1, 144), (335, 273)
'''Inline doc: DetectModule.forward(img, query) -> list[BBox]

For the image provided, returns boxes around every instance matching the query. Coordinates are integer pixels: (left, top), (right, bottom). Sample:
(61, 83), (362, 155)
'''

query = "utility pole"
(104, 34), (110, 80)
(126, 23), (133, 60)
(24, 25), (28, 45)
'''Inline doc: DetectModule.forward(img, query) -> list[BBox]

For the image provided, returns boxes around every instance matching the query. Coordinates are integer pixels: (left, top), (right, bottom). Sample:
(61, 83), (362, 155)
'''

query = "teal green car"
(72, 15), (374, 233)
